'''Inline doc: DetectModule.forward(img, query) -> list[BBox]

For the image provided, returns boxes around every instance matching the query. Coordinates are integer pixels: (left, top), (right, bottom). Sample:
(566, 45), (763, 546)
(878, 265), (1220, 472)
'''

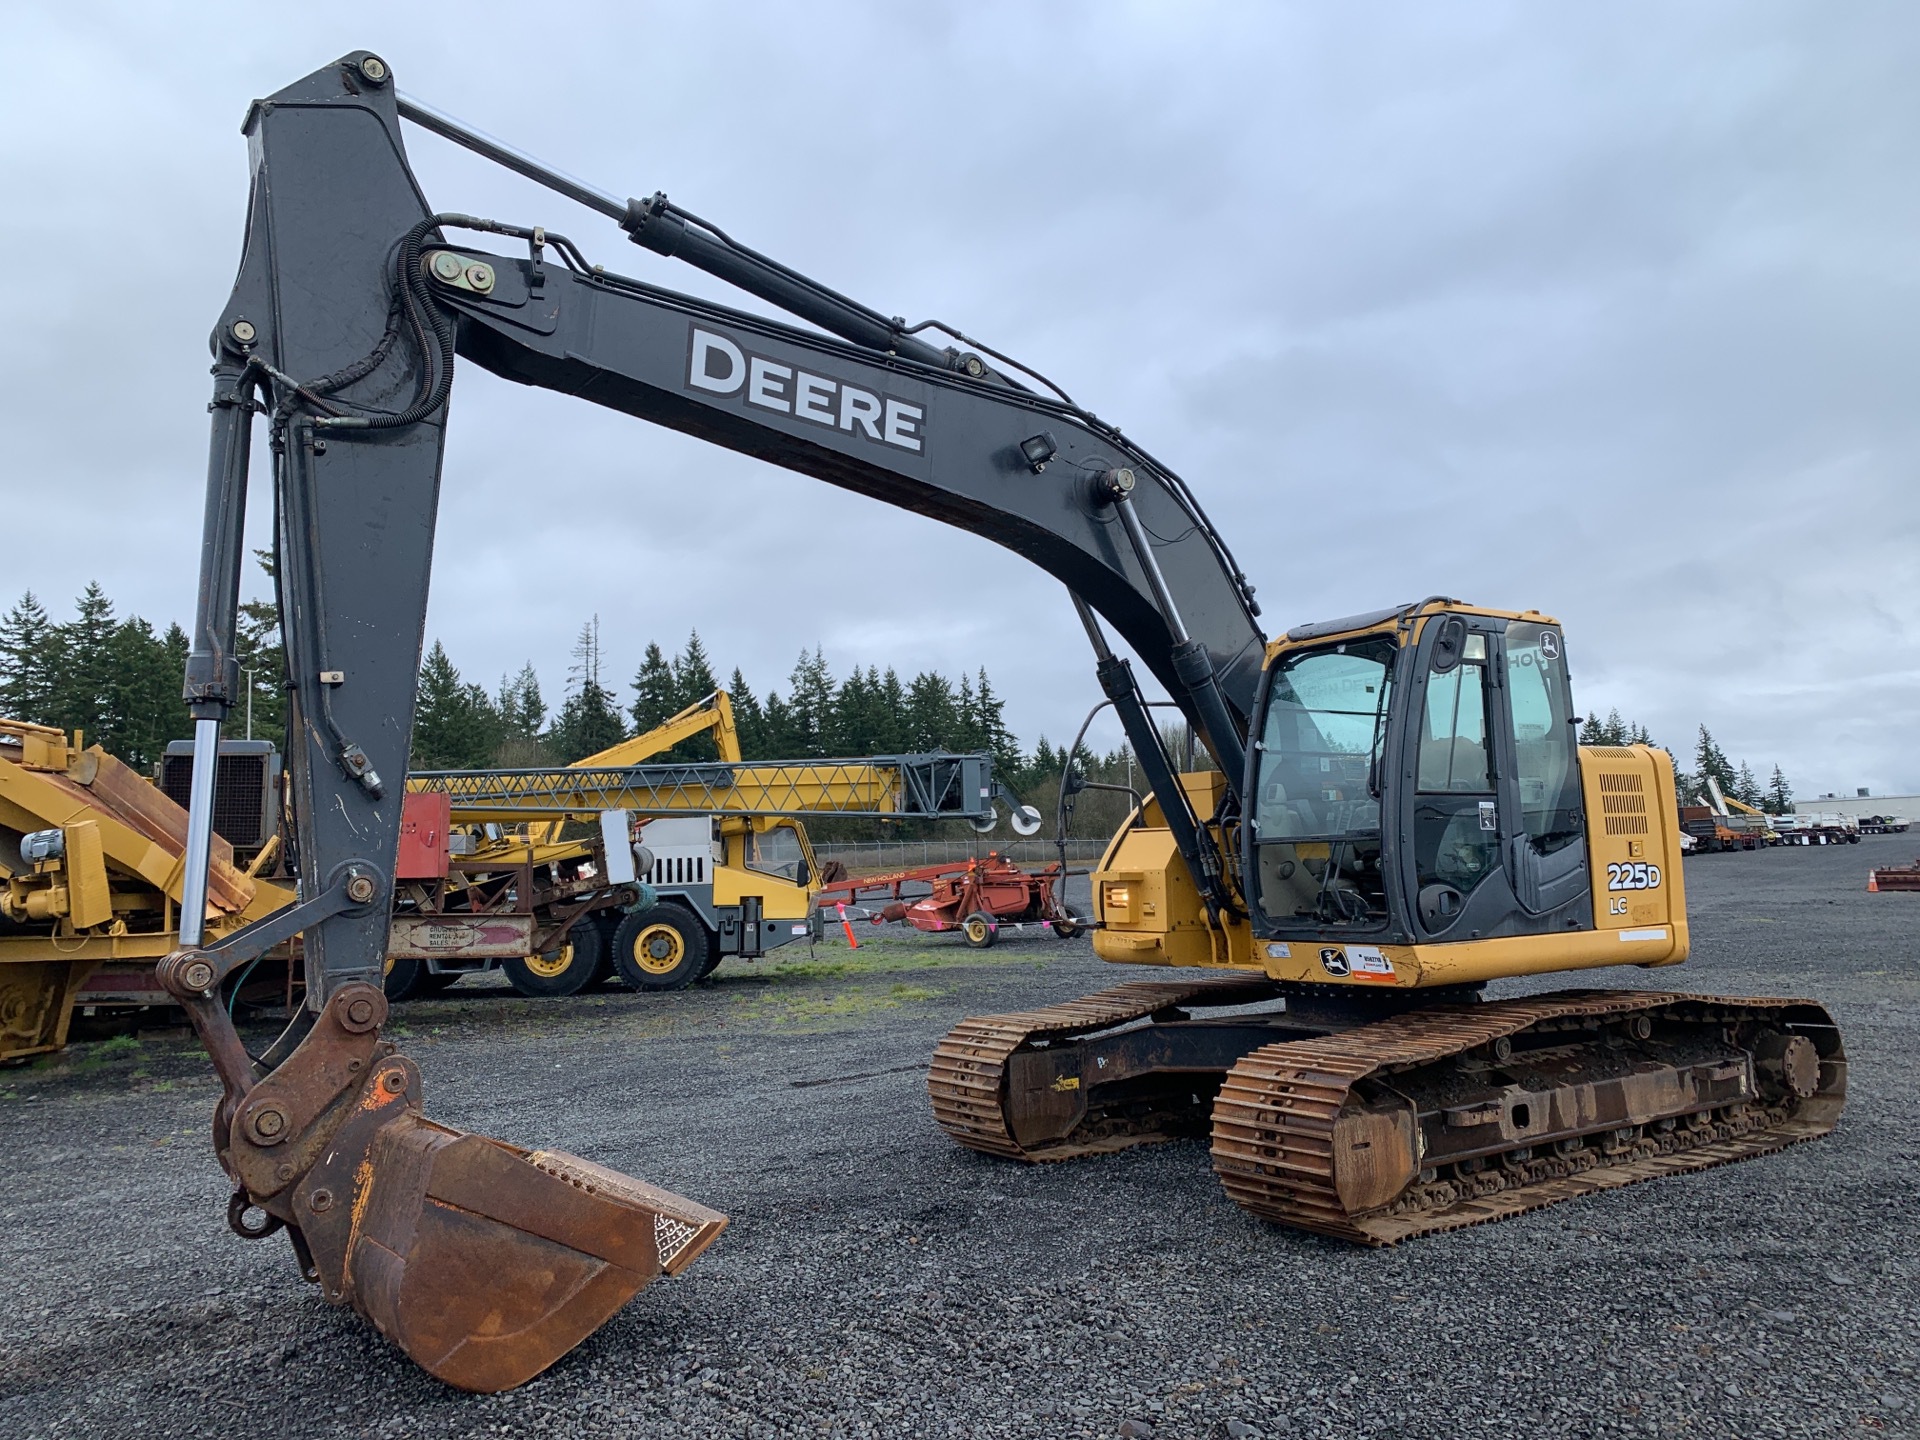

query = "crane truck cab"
(600, 812), (821, 991)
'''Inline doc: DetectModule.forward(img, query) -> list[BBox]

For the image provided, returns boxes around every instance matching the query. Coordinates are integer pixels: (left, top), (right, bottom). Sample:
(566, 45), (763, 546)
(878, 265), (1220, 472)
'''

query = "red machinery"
(816, 853), (1083, 947)
(1868, 858), (1920, 893)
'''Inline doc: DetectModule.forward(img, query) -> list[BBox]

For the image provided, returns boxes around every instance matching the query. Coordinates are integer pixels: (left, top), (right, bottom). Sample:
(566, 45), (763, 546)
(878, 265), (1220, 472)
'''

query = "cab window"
(1418, 659), (1492, 793)
(1251, 636), (1394, 930)
(1504, 622), (1582, 854)
(1413, 632), (1498, 910)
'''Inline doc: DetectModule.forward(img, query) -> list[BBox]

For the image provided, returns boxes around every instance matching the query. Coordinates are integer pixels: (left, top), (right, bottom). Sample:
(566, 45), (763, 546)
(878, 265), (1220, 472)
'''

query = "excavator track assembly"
(929, 978), (1285, 1160)
(933, 984), (1844, 1243)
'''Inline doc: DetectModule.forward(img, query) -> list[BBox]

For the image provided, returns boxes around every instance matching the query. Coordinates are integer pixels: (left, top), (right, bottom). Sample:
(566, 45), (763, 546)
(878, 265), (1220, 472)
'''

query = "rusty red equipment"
(1868, 858), (1920, 892)
(815, 852), (1084, 948)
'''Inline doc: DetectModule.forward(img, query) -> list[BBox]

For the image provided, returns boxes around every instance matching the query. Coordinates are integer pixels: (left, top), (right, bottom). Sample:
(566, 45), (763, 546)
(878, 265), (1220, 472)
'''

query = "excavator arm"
(164, 51), (1265, 1391)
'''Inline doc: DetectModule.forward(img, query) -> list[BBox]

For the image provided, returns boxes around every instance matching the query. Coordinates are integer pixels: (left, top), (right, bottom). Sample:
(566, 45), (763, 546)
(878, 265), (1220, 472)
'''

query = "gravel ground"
(3, 838), (1917, 1439)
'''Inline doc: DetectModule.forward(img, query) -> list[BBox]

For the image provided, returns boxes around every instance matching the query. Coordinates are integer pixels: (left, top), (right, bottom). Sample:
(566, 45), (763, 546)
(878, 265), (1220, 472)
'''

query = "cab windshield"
(1251, 636), (1395, 930)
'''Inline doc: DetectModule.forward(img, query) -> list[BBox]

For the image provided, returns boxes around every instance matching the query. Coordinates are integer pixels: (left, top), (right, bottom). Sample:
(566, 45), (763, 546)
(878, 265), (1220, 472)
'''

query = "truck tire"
(502, 920), (605, 998)
(589, 910), (623, 985)
(612, 905), (711, 991)
(384, 955), (428, 1002)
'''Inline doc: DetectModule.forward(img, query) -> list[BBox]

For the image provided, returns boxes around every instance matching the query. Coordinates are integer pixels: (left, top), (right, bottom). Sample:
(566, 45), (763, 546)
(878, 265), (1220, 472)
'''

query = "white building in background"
(1794, 791), (1918, 821)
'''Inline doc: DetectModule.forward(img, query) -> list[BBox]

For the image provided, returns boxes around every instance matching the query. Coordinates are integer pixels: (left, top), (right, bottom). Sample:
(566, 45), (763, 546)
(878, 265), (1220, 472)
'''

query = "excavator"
(160, 52), (1844, 1391)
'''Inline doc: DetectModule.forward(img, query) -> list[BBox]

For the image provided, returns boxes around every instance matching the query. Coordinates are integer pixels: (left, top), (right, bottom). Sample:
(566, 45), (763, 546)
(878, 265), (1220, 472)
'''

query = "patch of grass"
(736, 981), (949, 1031)
(758, 942), (1027, 983)
(64, 1033), (145, 1075)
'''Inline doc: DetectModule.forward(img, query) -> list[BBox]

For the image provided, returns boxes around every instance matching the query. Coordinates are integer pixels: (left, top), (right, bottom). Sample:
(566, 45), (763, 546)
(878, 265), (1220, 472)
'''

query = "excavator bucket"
(209, 983), (725, 1392)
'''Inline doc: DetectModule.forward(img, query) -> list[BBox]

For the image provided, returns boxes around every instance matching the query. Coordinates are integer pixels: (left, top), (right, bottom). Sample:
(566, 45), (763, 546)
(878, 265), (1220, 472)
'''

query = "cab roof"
(1266, 598), (1559, 660)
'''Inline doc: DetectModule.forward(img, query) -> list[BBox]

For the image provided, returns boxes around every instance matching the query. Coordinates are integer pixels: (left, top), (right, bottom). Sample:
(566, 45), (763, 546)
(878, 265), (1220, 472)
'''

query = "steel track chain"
(927, 976), (1281, 1160)
(1210, 988), (1845, 1245)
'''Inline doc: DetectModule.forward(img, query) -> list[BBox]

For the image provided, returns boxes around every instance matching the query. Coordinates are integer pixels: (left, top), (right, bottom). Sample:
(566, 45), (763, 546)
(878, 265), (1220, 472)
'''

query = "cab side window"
(1505, 622), (1583, 855)
(1419, 662), (1492, 793)
(1413, 635), (1498, 912)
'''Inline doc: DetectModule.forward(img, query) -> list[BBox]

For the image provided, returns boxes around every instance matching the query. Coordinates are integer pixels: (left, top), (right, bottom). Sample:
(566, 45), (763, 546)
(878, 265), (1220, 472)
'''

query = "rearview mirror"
(1430, 616), (1467, 674)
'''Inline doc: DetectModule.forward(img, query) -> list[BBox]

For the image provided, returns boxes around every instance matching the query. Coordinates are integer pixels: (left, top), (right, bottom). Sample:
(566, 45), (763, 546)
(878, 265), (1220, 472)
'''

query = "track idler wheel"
(222, 984), (725, 1391)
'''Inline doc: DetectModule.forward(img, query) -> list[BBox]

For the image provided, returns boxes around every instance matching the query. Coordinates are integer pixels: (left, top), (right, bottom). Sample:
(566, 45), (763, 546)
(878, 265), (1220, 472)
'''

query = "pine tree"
(551, 618), (625, 762)
(412, 641), (502, 769)
(726, 667), (767, 759)
(47, 583), (119, 745)
(1576, 709), (1654, 748)
(762, 689), (798, 758)
(0, 591), (56, 724)
(784, 648), (835, 757)
(953, 671), (983, 753)
(832, 666), (890, 755)
(672, 631), (719, 709)
(106, 616), (190, 768)
(1735, 761), (1763, 809)
(494, 662), (548, 766)
(969, 667), (1022, 775)
(497, 663), (547, 739)
(1693, 726), (1738, 797)
(629, 642), (677, 734)
(667, 632), (721, 760)
(877, 668), (908, 753)
(1764, 764), (1793, 816)
(905, 671), (958, 751)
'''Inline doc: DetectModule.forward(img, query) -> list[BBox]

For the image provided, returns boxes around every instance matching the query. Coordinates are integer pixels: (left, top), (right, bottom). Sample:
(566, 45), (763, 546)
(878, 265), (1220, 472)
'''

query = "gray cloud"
(1, 2), (1911, 796)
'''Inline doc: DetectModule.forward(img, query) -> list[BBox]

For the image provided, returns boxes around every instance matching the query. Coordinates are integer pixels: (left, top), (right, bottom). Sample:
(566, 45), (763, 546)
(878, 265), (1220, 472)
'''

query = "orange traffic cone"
(1867, 872), (1879, 892)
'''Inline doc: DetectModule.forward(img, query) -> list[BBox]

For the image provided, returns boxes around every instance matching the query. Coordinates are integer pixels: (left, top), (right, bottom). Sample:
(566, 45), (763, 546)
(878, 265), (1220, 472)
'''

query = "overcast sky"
(3, 3), (1913, 797)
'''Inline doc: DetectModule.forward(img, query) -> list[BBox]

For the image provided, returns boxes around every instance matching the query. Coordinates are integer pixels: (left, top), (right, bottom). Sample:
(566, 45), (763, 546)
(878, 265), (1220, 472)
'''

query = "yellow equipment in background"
(401, 691), (1017, 996)
(0, 718), (294, 1061)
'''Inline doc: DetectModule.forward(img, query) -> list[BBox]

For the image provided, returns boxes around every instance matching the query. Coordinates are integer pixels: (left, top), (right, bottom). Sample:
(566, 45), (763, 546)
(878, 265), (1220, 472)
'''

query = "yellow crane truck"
(393, 690), (1026, 997)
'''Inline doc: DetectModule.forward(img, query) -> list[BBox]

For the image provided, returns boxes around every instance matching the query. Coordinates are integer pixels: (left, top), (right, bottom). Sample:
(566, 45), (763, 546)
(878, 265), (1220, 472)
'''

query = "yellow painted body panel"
(1089, 741), (1689, 991)
(711, 819), (814, 921)
(1578, 744), (1689, 953)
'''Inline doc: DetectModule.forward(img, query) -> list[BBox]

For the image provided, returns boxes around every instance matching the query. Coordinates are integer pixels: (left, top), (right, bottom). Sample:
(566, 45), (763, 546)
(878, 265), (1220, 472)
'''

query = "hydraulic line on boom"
(162, 51), (1843, 1393)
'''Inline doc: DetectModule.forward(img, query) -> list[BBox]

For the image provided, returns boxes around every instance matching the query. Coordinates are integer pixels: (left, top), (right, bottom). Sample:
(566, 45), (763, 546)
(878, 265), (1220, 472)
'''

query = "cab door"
(1490, 620), (1591, 925)
(1397, 614), (1508, 937)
